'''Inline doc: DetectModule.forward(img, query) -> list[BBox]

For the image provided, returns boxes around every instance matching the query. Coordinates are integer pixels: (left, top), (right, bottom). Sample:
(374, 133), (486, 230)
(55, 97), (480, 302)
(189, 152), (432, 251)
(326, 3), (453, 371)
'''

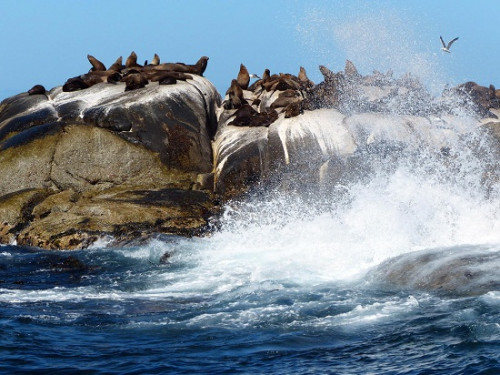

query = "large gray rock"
(367, 245), (500, 296)
(0, 77), (220, 249)
(213, 106), (485, 196)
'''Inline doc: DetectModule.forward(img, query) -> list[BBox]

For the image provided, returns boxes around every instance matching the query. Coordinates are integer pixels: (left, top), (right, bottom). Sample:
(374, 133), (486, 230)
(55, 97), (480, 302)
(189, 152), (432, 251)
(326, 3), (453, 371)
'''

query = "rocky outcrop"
(1, 56), (500, 249)
(367, 245), (500, 296)
(0, 74), (220, 249)
(214, 61), (500, 197)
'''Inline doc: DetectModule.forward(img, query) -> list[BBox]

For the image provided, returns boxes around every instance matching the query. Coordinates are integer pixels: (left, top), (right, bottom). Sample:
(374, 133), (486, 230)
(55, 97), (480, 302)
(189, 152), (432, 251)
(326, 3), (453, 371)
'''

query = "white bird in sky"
(440, 36), (459, 53)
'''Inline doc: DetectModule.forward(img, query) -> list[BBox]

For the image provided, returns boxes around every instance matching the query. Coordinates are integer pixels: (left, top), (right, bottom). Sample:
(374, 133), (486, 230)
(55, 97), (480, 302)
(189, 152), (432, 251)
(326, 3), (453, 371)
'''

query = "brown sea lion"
(80, 70), (122, 85)
(319, 65), (336, 82)
(87, 55), (106, 71)
(122, 71), (148, 91)
(28, 84), (46, 95)
(229, 104), (258, 126)
(270, 89), (302, 109)
(284, 101), (303, 118)
(149, 70), (193, 82)
(298, 66), (314, 90)
(229, 104), (279, 127)
(108, 56), (123, 72)
(263, 77), (300, 92)
(262, 69), (271, 82)
(159, 77), (177, 85)
(224, 79), (246, 109)
(153, 56), (209, 76)
(253, 108), (278, 127)
(192, 56), (209, 76)
(237, 64), (250, 90)
(151, 53), (160, 66)
(63, 77), (89, 92)
(126, 51), (142, 69)
(248, 69), (271, 91)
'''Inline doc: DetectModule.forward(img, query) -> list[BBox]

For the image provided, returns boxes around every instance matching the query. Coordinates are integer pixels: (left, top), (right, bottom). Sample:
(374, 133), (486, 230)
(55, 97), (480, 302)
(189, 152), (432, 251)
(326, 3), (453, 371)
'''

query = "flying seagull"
(440, 36), (459, 53)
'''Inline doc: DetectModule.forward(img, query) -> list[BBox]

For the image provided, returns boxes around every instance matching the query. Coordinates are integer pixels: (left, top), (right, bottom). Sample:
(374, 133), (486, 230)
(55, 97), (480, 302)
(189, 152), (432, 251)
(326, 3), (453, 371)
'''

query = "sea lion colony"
(26, 52), (209, 94)
(27, 53), (500, 126)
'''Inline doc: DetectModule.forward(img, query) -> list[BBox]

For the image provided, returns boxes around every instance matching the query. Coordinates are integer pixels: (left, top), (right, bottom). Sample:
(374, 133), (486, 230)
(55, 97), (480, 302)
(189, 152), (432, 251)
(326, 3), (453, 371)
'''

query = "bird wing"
(447, 37), (459, 49)
(440, 36), (446, 48)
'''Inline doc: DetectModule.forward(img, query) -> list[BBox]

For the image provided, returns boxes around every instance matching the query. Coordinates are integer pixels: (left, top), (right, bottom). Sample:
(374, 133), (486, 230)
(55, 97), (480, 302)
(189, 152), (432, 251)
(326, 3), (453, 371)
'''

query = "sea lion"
(87, 55), (106, 71)
(284, 101), (303, 118)
(270, 89), (302, 109)
(159, 77), (177, 85)
(229, 104), (257, 126)
(121, 70), (148, 91)
(224, 79), (246, 109)
(262, 69), (271, 82)
(108, 56), (123, 72)
(229, 104), (279, 127)
(237, 64), (250, 90)
(126, 51), (142, 69)
(144, 70), (192, 82)
(263, 77), (300, 92)
(319, 65), (336, 82)
(28, 84), (46, 95)
(248, 69), (271, 91)
(152, 56), (209, 76)
(151, 53), (160, 66)
(192, 56), (209, 76)
(63, 76), (89, 92)
(298, 66), (314, 90)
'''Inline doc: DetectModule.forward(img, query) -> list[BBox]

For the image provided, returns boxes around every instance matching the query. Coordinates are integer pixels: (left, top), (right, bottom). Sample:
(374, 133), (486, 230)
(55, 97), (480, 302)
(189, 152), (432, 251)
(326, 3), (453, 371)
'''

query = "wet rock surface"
(0, 70), (220, 249)
(1, 56), (499, 249)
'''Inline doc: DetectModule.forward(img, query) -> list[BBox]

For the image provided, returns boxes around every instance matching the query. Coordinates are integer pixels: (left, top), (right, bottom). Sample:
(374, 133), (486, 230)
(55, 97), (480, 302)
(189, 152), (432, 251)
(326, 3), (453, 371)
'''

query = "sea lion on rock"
(28, 84), (46, 96)
(229, 104), (257, 126)
(87, 55), (106, 71)
(153, 56), (209, 76)
(159, 77), (177, 85)
(284, 101), (303, 118)
(151, 53), (160, 66)
(122, 70), (148, 91)
(263, 76), (300, 92)
(298, 66), (314, 90)
(270, 89), (302, 109)
(126, 51), (142, 69)
(319, 65), (337, 82)
(108, 56), (124, 72)
(149, 70), (193, 83)
(62, 76), (89, 92)
(229, 104), (278, 127)
(224, 79), (247, 109)
(237, 64), (250, 90)
(144, 70), (192, 82)
(248, 69), (271, 91)
(192, 56), (209, 76)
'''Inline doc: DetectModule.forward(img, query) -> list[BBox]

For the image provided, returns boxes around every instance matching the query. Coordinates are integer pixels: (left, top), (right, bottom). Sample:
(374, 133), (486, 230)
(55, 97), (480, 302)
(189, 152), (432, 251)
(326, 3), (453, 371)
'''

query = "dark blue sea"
(2, 96), (500, 374)
(1, 165), (500, 374)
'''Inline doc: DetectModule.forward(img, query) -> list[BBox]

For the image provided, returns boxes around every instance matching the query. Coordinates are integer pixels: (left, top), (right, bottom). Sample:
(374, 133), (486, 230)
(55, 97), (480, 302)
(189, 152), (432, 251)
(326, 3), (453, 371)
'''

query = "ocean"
(1, 116), (499, 374)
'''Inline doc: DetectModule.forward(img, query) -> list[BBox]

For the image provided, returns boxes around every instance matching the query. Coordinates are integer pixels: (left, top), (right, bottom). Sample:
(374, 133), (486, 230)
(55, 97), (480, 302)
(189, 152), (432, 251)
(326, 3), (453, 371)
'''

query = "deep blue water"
(1, 240), (499, 375)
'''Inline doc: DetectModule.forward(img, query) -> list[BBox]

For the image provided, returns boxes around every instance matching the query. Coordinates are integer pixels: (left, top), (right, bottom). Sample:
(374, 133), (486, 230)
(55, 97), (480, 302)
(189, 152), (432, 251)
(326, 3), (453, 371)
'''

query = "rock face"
(213, 62), (500, 197)
(0, 77), (220, 249)
(367, 245), (500, 296)
(1, 57), (500, 249)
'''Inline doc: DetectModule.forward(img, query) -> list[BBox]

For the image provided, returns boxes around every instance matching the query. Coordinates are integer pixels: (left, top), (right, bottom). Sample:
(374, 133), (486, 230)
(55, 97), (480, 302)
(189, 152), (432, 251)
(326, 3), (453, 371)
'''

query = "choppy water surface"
(1, 153), (500, 373)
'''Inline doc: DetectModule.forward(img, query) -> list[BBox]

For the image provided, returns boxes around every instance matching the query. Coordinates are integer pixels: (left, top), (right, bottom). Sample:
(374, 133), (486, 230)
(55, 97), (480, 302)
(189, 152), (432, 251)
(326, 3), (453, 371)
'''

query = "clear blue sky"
(1, 0), (499, 100)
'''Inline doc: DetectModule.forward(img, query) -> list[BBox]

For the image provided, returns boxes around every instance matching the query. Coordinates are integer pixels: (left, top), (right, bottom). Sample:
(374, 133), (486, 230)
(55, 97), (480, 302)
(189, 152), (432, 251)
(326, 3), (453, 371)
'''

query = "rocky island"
(0, 52), (499, 249)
